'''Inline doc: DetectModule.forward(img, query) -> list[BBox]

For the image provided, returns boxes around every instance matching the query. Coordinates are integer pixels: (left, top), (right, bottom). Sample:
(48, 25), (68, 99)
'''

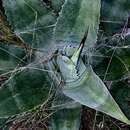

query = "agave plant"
(0, 0), (130, 129)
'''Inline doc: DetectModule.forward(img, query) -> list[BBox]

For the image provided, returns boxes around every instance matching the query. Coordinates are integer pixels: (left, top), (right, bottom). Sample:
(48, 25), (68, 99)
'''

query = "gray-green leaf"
(0, 64), (50, 117)
(63, 65), (130, 125)
(50, 108), (81, 130)
(53, 0), (100, 48)
(3, 0), (57, 48)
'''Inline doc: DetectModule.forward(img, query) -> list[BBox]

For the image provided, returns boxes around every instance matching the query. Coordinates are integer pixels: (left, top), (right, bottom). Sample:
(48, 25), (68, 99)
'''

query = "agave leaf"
(2, 0), (57, 48)
(53, 0), (100, 48)
(62, 64), (130, 125)
(56, 42), (130, 125)
(94, 39), (130, 115)
(101, 0), (130, 34)
(47, 58), (81, 130)
(0, 44), (27, 74)
(111, 81), (130, 119)
(0, 64), (51, 117)
(48, 83), (81, 130)
(50, 108), (81, 130)
(49, 0), (101, 129)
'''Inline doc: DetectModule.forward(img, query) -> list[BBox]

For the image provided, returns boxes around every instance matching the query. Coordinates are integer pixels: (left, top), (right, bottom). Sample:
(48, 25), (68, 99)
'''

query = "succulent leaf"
(0, 64), (51, 117)
(57, 52), (130, 124)
(2, 0), (57, 48)
(0, 44), (27, 74)
(50, 108), (81, 130)
(53, 0), (100, 48)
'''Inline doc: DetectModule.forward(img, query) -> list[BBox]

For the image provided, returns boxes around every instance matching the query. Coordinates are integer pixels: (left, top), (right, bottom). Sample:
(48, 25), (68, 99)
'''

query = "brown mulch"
(80, 106), (96, 130)
(0, 76), (8, 86)
(80, 106), (130, 130)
